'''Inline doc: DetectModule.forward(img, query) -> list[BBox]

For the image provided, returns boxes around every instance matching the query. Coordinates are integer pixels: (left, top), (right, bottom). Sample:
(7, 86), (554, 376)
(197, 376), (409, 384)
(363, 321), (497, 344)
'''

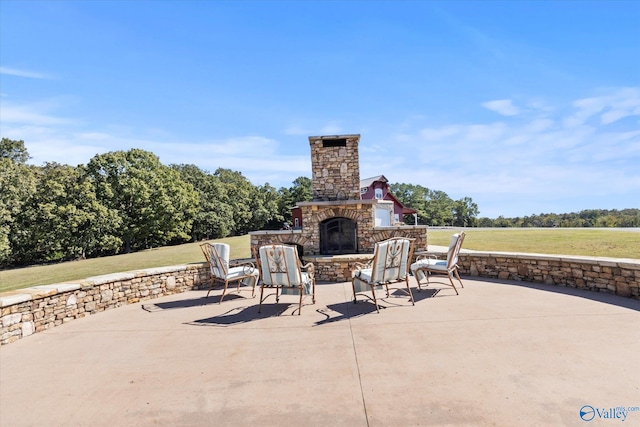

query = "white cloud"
(374, 88), (640, 216)
(482, 99), (521, 116)
(1, 102), (74, 126)
(3, 87), (639, 217)
(0, 66), (52, 79)
(565, 87), (640, 127)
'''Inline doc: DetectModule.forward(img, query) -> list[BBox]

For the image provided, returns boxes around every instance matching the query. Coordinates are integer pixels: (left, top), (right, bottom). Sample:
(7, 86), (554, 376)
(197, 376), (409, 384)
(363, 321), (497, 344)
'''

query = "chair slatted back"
(446, 232), (466, 269)
(201, 243), (230, 279)
(258, 244), (303, 287)
(370, 237), (414, 283)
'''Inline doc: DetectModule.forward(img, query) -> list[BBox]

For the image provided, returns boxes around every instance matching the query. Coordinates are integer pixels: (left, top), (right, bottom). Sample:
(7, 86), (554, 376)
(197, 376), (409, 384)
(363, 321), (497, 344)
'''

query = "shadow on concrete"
(481, 277), (640, 312)
(187, 301), (315, 326)
(314, 288), (440, 326)
(141, 293), (250, 312)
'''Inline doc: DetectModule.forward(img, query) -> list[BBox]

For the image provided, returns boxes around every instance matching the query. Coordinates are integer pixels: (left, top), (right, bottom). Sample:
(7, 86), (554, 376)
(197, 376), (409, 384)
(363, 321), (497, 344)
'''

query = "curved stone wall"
(456, 251), (640, 299)
(1, 264), (209, 345)
(1, 251), (638, 345)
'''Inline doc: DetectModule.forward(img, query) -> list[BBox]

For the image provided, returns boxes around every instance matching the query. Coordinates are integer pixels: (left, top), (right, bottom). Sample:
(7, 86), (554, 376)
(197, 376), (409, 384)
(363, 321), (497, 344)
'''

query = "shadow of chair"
(351, 237), (416, 313)
(200, 242), (259, 303)
(256, 244), (316, 315)
(410, 231), (466, 295)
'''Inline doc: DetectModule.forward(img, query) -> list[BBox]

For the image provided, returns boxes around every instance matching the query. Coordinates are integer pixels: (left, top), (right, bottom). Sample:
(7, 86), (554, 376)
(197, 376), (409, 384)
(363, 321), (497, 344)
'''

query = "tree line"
(473, 209), (640, 228)
(2, 138), (636, 268)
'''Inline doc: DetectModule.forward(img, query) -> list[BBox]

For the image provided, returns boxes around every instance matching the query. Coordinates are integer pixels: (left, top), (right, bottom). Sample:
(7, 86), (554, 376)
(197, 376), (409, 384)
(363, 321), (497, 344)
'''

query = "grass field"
(1, 228), (638, 293)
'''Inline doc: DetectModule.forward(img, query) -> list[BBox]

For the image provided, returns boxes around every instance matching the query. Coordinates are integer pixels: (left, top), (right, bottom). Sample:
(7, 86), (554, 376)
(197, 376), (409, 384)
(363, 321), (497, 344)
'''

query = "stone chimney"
(309, 134), (361, 201)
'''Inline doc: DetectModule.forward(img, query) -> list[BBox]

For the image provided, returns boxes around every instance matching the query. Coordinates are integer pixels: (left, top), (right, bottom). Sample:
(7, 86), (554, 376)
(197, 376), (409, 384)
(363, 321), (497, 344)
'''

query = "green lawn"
(1, 229), (638, 293)
(426, 228), (640, 259)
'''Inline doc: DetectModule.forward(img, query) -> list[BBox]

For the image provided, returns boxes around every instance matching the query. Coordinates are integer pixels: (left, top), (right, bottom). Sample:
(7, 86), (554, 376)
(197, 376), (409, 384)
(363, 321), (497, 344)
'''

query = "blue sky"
(1, 1), (639, 218)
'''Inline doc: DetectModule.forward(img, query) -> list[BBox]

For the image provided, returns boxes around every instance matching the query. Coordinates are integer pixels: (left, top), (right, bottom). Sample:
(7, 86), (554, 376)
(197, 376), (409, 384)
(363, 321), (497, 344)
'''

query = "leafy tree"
(289, 176), (312, 204)
(213, 168), (256, 235)
(453, 197), (479, 227)
(0, 138), (30, 163)
(390, 183), (431, 224)
(85, 149), (199, 252)
(424, 190), (454, 226)
(172, 164), (234, 240)
(0, 151), (36, 265)
(11, 163), (122, 264)
(274, 176), (312, 228)
(391, 183), (478, 226)
(250, 183), (282, 231)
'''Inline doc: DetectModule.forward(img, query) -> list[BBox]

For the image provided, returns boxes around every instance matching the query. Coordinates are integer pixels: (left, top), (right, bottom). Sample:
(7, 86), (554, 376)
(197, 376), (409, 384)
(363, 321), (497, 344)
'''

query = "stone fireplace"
(250, 134), (427, 281)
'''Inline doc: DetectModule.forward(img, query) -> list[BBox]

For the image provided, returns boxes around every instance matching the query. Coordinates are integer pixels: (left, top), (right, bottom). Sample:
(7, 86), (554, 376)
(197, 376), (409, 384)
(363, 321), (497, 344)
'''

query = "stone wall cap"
(249, 230), (303, 235)
(296, 200), (379, 207)
(616, 260), (640, 269)
(309, 134), (360, 140)
(374, 225), (428, 230)
(135, 265), (187, 275)
(0, 293), (32, 307)
(31, 283), (82, 293)
(303, 254), (374, 262)
(84, 272), (137, 284)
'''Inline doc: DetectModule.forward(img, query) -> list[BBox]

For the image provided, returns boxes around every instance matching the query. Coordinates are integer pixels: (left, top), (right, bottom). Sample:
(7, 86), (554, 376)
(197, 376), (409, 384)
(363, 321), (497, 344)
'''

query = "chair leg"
(447, 273), (459, 295)
(258, 285), (265, 313)
(454, 268), (464, 288)
(298, 286), (303, 315)
(351, 281), (358, 304)
(219, 280), (230, 304)
(207, 277), (216, 298)
(405, 277), (415, 305)
(370, 285), (380, 313)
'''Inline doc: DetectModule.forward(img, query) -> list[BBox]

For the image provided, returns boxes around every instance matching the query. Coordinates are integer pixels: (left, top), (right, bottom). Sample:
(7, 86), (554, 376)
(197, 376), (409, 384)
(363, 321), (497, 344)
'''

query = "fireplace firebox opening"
(320, 217), (358, 255)
(322, 138), (347, 147)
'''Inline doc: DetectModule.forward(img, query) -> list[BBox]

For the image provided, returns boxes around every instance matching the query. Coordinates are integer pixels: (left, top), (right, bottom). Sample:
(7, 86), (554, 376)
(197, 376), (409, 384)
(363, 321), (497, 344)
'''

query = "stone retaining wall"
(455, 251), (640, 299)
(0, 264), (209, 345)
(2, 251), (638, 345)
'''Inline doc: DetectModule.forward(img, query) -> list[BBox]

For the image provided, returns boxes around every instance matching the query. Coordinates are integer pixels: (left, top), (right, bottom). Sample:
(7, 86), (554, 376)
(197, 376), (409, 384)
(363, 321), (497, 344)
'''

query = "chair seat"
(225, 266), (259, 282)
(411, 259), (448, 271)
(278, 272), (314, 295)
(353, 268), (373, 282)
(352, 269), (401, 292)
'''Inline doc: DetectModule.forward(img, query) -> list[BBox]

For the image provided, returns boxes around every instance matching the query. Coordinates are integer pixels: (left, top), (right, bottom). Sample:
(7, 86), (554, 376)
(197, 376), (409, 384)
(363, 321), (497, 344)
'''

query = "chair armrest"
(229, 259), (257, 275)
(416, 254), (438, 261)
(353, 261), (372, 270)
(241, 261), (256, 275)
(301, 262), (315, 280)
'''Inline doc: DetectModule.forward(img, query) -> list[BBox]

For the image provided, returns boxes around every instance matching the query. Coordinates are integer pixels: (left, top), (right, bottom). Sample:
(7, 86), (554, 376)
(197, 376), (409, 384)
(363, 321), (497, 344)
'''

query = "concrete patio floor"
(1, 276), (639, 427)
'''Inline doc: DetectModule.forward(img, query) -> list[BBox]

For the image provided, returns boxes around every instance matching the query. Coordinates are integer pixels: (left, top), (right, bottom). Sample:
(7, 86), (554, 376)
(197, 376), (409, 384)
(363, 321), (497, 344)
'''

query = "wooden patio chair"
(200, 242), (259, 303)
(410, 231), (466, 295)
(256, 244), (315, 315)
(351, 237), (416, 313)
